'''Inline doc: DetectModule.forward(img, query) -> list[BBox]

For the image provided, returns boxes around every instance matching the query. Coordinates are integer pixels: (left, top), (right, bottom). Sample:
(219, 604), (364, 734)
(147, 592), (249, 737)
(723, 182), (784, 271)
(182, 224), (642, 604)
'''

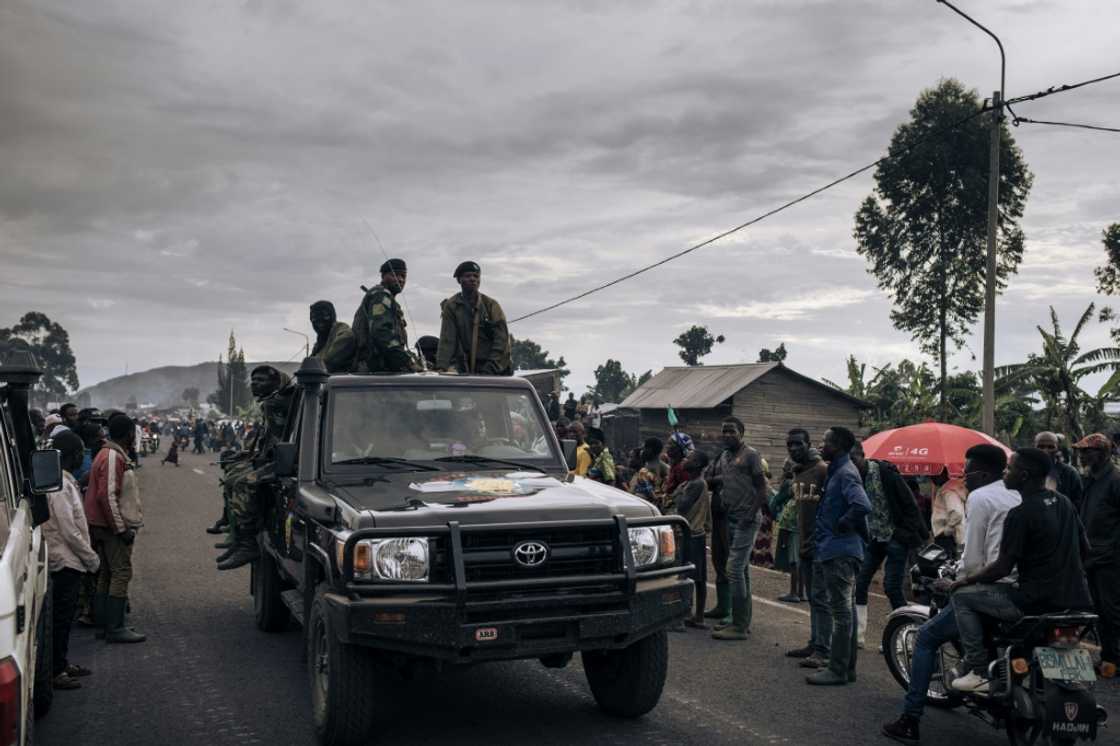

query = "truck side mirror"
(274, 442), (298, 478)
(30, 449), (62, 494)
(560, 439), (578, 471)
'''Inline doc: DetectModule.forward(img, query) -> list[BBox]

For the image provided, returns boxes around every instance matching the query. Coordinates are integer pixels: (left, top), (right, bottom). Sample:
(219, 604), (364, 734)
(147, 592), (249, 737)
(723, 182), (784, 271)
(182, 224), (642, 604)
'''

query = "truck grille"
(459, 526), (617, 583)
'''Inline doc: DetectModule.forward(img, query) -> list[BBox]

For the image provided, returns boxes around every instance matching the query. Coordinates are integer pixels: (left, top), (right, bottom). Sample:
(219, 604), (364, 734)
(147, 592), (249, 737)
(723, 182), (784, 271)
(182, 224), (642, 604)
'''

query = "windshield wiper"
(333, 457), (442, 472)
(434, 455), (548, 473)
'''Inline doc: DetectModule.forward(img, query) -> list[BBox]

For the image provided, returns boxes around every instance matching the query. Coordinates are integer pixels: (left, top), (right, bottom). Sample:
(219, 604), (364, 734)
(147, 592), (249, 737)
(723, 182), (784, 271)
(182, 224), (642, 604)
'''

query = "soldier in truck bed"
(436, 260), (512, 375)
(309, 300), (356, 373)
(215, 365), (295, 571)
(350, 258), (420, 374)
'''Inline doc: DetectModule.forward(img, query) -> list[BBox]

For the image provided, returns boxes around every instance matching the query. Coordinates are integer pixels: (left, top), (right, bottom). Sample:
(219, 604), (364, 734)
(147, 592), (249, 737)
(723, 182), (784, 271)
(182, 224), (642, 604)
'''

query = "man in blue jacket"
(807, 426), (871, 686)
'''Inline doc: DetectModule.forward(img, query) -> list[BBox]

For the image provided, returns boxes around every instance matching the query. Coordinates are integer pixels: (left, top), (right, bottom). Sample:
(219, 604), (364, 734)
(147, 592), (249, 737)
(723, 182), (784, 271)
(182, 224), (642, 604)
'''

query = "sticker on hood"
(409, 473), (561, 496)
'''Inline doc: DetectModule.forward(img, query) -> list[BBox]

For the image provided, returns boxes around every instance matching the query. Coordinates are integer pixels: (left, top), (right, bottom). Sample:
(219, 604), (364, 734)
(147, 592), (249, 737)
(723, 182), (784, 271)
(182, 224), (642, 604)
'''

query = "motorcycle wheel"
(882, 614), (963, 710)
(1005, 713), (1063, 745)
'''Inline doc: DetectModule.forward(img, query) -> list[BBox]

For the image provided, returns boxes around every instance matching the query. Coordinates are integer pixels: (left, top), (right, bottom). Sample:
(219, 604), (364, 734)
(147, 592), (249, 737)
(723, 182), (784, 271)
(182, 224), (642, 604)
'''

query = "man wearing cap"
(436, 261), (512, 375)
(350, 258), (419, 373)
(308, 300), (356, 373)
(1074, 432), (1120, 677)
(1035, 431), (1084, 511)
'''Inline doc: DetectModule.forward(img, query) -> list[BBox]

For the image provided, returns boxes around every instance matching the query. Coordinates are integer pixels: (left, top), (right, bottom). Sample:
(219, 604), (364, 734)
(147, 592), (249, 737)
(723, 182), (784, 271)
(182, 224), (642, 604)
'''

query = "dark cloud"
(1, 0), (1116, 396)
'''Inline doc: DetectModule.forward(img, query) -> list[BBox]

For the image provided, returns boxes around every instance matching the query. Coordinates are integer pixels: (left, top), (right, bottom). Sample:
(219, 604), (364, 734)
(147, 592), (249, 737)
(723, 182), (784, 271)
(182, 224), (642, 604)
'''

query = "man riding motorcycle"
(881, 444), (1020, 742)
(948, 447), (1093, 693)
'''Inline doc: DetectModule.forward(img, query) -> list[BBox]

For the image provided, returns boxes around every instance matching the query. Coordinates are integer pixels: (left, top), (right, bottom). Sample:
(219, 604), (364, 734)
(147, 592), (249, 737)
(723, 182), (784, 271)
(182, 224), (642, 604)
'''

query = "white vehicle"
(0, 345), (65, 745)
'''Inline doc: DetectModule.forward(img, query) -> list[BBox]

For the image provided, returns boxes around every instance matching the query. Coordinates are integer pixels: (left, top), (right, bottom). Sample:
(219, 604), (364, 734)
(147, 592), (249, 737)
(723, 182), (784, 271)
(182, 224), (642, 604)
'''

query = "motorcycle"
(141, 432), (160, 455)
(882, 544), (1108, 744)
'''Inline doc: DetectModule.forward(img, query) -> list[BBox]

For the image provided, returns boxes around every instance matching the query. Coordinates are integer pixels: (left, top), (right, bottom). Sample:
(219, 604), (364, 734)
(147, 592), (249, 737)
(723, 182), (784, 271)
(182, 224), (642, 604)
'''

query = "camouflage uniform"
(435, 292), (512, 375)
(350, 284), (418, 373)
(311, 320), (356, 374)
(216, 368), (294, 569)
(227, 377), (294, 530)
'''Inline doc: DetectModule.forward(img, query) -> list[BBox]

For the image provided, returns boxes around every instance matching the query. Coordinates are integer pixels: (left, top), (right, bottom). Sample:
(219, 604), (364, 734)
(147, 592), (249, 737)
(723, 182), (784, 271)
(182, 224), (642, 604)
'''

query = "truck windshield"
(328, 387), (558, 467)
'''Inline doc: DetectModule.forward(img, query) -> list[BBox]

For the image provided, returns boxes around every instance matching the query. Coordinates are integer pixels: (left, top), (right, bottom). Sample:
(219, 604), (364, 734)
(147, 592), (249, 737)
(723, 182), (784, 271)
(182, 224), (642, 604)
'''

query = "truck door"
(0, 415), (34, 743)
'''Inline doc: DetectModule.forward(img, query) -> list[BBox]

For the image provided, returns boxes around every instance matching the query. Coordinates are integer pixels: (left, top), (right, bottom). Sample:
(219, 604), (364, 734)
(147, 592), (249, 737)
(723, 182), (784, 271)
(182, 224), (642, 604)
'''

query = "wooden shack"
(619, 363), (869, 468)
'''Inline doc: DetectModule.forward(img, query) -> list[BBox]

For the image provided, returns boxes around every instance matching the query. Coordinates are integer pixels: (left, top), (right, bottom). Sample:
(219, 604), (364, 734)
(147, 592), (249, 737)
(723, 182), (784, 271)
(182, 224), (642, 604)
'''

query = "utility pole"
(982, 89), (1001, 435)
(936, 0), (1004, 435)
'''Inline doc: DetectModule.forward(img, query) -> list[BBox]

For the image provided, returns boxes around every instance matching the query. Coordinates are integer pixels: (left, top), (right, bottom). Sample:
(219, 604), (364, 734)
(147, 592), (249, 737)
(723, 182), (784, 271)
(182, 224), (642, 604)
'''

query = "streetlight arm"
(936, 0), (1005, 100)
(283, 328), (311, 357)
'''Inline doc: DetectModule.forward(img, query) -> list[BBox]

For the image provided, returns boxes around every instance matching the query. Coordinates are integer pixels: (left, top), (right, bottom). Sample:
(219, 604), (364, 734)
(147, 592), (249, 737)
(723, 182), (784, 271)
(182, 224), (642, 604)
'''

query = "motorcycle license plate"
(1034, 647), (1095, 682)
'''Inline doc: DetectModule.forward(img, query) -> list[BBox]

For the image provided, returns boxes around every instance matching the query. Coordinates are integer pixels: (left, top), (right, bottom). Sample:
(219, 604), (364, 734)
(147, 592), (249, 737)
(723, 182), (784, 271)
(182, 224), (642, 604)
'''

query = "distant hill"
(77, 361), (300, 411)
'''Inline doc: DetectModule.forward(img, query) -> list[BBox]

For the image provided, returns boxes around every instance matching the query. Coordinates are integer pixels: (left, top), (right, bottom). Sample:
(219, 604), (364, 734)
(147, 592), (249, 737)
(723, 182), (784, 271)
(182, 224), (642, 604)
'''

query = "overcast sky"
(2, 0), (1117, 397)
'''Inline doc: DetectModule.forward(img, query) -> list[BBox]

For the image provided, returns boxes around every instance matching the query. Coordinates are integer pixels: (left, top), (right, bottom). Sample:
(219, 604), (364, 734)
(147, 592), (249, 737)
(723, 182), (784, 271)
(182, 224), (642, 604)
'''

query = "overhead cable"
(1012, 116), (1120, 134)
(507, 106), (989, 325)
(1005, 70), (1120, 106)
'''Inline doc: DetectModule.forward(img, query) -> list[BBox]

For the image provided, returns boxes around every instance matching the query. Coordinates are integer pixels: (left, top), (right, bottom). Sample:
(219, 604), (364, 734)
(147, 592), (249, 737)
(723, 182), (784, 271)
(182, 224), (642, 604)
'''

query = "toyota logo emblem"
(512, 540), (549, 568)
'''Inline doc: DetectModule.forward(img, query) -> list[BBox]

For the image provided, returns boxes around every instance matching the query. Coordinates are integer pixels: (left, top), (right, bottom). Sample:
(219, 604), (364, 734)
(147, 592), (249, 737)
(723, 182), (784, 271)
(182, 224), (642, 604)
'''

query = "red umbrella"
(861, 422), (1012, 478)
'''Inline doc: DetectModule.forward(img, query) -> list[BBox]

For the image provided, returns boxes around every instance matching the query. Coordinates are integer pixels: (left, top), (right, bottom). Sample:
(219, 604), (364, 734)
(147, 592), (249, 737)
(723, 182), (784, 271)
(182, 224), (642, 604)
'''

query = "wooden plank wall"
(636, 404), (733, 461)
(633, 369), (864, 471)
(732, 368), (863, 468)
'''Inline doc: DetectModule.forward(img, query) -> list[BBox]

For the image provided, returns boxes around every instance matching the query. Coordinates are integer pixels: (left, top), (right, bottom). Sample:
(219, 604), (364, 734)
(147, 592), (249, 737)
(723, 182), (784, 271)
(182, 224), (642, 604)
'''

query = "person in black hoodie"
(851, 441), (929, 648)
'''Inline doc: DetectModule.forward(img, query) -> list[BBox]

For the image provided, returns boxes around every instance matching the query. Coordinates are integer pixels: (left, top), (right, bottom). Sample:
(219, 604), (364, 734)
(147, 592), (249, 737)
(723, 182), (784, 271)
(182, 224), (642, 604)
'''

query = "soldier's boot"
(205, 514), (229, 534)
(215, 541), (239, 563)
(704, 582), (731, 621)
(215, 522), (239, 559)
(217, 533), (260, 571)
(104, 596), (146, 644)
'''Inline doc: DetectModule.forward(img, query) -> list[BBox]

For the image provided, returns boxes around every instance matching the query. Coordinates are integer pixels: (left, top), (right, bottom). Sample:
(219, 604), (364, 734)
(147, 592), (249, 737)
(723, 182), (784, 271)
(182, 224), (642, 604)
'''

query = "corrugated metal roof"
(619, 363), (778, 409)
(618, 362), (870, 409)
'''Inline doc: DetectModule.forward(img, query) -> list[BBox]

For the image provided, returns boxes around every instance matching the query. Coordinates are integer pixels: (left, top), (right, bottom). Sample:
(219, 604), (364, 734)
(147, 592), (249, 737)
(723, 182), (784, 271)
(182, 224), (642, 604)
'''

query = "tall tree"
(182, 387), (200, 407)
(0, 311), (80, 407)
(587, 359), (650, 403)
(1093, 223), (1120, 342)
(673, 325), (724, 366)
(854, 79), (1033, 419)
(996, 304), (1120, 441)
(510, 337), (569, 385)
(757, 343), (788, 363)
(207, 331), (251, 414)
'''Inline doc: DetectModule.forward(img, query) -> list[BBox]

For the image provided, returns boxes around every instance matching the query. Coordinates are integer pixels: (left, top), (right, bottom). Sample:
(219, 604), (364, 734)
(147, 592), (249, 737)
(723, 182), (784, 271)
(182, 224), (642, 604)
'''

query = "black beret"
(380, 258), (407, 274)
(454, 261), (481, 278)
(309, 300), (335, 315)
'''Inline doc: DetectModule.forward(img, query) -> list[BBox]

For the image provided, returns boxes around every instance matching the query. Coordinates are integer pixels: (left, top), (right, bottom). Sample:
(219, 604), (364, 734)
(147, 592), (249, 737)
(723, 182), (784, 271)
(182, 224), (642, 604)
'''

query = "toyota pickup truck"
(248, 358), (694, 746)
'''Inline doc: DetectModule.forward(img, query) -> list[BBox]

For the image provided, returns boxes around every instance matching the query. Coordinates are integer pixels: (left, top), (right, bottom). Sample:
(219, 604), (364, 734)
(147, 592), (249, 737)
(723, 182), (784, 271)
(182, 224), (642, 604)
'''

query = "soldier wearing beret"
(350, 258), (419, 373)
(308, 300), (356, 373)
(436, 261), (512, 375)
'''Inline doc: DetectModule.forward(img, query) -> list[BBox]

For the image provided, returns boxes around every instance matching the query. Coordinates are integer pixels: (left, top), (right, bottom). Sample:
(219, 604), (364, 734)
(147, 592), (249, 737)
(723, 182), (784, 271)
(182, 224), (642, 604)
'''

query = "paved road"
(38, 451), (1118, 745)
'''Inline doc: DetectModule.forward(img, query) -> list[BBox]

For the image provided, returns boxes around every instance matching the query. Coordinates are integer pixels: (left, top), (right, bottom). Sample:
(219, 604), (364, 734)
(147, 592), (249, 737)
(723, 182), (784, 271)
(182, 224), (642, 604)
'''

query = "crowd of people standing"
(30, 403), (147, 700)
(547, 401), (1119, 715)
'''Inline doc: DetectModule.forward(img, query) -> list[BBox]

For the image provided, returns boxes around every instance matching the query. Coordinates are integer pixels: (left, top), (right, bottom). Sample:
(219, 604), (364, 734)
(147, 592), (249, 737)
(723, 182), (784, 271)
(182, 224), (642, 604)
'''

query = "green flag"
(667, 405), (678, 427)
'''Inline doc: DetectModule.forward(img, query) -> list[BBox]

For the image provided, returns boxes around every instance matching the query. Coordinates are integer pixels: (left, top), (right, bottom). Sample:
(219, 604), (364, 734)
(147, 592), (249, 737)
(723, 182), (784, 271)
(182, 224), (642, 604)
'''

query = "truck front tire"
(308, 585), (378, 746)
(582, 629), (668, 718)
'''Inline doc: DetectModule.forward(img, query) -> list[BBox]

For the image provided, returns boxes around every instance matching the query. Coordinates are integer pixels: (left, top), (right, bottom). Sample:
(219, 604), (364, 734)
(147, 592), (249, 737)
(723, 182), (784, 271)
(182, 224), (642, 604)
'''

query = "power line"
(507, 70), (1120, 327)
(1012, 116), (1120, 134)
(508, 106), (989, 325)
(1005, 70), (1120, 105)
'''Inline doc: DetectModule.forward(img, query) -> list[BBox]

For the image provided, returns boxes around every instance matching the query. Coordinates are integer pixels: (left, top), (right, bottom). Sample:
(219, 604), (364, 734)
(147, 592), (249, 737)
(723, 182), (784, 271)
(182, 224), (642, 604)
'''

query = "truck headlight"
(628, 526), (676, 567)
(346, 537), (430, 582)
